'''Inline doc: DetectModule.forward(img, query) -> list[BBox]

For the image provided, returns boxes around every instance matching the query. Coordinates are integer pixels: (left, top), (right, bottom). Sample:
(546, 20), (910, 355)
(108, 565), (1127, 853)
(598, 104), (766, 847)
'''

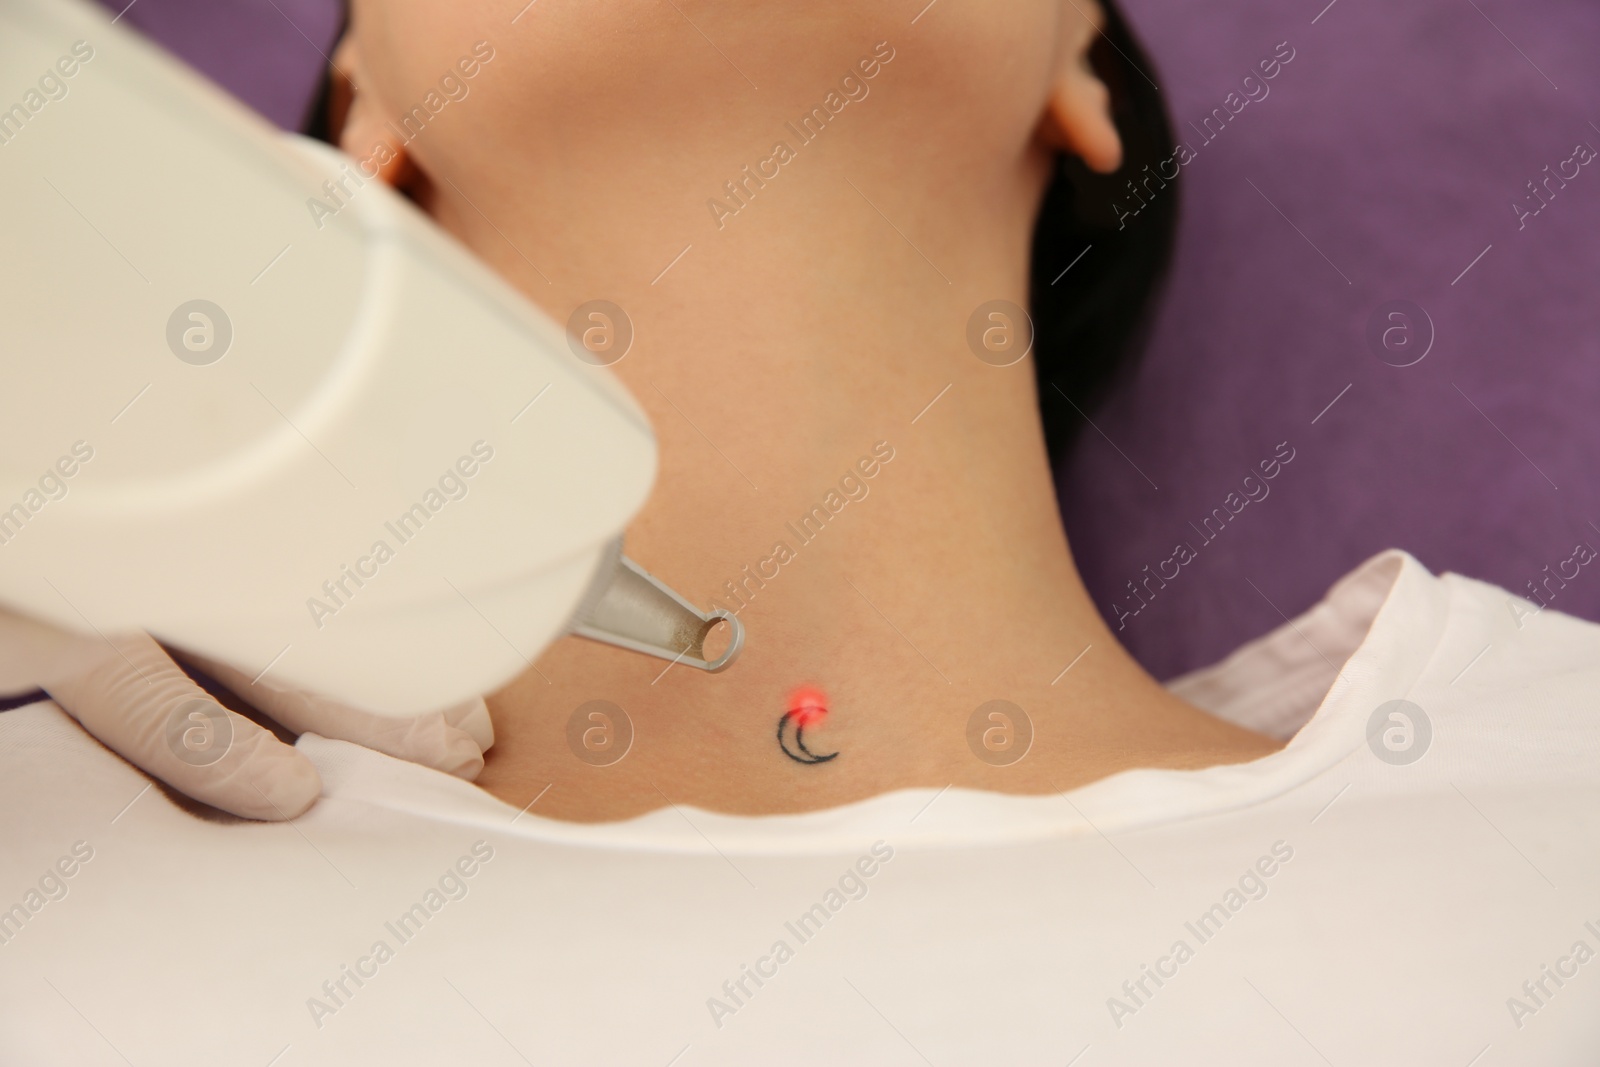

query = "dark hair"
(1031, 2), (1177, 461)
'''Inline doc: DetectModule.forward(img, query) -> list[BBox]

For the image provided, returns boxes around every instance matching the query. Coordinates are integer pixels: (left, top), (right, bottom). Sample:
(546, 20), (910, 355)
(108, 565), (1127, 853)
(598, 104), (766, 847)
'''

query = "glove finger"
(44, 633), (321, 820)
(0, 609), (111, 695)
(439, 696), (495, 753)
(188, 653), (491, 781)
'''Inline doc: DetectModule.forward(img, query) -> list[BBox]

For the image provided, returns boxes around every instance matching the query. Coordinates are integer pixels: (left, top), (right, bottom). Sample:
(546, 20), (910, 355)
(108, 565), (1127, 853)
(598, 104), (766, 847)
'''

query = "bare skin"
(335, 0), (1283, 821)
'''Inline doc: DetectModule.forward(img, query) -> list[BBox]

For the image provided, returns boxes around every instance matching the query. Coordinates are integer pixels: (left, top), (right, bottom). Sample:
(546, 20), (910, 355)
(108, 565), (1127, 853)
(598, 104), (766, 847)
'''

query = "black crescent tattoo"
(777, 708), (839, 765)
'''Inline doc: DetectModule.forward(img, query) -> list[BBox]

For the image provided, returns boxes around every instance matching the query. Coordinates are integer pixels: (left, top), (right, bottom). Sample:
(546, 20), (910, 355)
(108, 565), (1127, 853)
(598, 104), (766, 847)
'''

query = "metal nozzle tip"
(571, 552), (743, 672)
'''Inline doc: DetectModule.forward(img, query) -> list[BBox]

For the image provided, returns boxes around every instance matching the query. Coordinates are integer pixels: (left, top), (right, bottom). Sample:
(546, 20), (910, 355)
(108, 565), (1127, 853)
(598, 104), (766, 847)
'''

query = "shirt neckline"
(300, 550), (1452, 855)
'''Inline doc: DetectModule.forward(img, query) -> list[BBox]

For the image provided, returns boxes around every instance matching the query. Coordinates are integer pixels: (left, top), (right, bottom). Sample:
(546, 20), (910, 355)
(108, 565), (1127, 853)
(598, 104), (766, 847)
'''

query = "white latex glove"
(0, 609), (493, 821)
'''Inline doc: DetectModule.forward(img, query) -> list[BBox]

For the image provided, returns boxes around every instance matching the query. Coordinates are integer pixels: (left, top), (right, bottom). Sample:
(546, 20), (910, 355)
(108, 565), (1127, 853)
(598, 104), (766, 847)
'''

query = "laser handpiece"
(0, 0), (742, 715)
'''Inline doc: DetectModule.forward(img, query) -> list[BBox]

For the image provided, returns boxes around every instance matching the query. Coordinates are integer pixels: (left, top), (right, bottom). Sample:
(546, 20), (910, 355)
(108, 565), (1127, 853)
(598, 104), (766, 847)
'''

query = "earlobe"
(1040, 9), (1124, 175)
(1043, 65), (1123, 174)
(328, 37), (414, 188)
(339, 98), (414, 187)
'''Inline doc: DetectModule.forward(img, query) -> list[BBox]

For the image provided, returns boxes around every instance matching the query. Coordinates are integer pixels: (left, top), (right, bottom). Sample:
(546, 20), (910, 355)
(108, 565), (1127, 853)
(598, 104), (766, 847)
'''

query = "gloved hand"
(0, 609), (493, 820)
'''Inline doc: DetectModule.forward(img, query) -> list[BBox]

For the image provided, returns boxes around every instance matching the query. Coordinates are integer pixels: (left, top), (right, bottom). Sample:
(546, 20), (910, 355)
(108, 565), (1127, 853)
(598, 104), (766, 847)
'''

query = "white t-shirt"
(1, 550), (1597, 1066)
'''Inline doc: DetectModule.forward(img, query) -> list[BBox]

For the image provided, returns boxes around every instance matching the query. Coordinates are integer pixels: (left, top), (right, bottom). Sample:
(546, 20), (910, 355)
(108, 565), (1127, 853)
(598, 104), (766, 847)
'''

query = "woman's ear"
(1039, 2), (1124, 175)
(326, 35), (419, 190)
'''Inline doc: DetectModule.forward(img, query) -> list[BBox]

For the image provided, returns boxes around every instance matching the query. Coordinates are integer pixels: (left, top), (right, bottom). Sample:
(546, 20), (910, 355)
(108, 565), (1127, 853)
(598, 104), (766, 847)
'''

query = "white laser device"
(0, 0), (741, 715)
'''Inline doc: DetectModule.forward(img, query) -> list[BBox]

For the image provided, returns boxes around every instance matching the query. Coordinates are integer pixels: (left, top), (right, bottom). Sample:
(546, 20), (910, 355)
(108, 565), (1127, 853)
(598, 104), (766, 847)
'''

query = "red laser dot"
(787, 686), (829, 728)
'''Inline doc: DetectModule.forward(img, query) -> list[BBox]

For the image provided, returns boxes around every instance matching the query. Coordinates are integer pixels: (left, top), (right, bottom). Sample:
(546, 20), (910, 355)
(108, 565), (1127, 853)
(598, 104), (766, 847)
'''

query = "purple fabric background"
(1058, 0), (1600, 678)
(93, 0), (341, 131)
(88, 0), (1600, 686)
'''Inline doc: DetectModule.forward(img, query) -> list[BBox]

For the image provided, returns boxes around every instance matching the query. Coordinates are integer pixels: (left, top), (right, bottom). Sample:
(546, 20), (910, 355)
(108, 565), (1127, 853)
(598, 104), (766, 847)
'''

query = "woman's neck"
(421, 140), (1280, 822)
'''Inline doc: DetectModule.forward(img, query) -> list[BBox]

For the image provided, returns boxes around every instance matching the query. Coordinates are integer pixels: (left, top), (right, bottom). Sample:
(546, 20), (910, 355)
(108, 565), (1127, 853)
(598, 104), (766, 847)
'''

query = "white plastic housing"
(0, 0), (657, 714)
